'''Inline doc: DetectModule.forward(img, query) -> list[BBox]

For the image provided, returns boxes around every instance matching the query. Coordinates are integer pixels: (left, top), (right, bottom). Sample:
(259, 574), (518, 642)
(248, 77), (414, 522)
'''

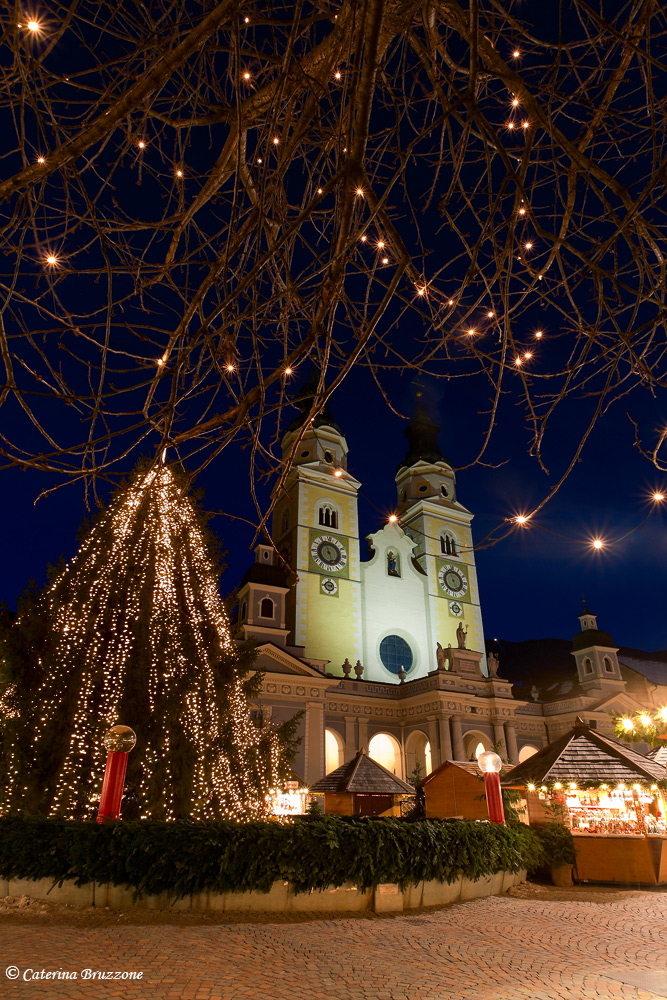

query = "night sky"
(2, 362), (665, 653)
(1, 4), (666, 655)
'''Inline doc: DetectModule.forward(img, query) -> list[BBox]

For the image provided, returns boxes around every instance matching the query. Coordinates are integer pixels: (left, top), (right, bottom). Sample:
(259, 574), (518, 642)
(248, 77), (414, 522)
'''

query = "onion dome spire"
(399, 392), (448, 469)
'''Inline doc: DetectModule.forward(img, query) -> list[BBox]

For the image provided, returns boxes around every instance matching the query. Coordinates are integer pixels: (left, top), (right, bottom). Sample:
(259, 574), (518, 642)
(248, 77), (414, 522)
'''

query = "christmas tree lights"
(0, 465), (292, 821)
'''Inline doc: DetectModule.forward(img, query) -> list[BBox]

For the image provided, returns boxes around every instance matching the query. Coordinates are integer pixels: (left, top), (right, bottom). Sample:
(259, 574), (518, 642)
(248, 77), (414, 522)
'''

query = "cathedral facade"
(235, 397), (664, 787)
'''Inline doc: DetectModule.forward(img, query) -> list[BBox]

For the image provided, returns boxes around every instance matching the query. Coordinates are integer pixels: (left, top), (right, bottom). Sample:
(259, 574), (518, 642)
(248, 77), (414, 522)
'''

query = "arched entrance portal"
(462, 731), (491, 762)
(368, 732), (403, 778)
(325, 729), (344, 774)
(405, 730), (432, 782)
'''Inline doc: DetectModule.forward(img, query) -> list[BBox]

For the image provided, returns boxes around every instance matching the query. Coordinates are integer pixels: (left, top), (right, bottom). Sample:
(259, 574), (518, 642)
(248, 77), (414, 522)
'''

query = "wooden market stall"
(503, 718), (667, 884)
(417, 760), (490, 820)
(309, 748), (415, 816)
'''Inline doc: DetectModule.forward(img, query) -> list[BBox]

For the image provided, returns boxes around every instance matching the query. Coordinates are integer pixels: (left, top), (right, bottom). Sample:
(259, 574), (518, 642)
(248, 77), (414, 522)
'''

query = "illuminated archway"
(518, 744), (539, 763)
(368, 732), (403, 778)
(325, 728), (344, 774)
(405, 730), (432, 780)
(463, 731), (491, 761)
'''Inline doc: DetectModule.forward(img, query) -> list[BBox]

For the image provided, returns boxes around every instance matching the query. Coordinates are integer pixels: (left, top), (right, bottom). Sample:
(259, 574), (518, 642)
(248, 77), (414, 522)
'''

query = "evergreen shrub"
(534, 821), (577, 867)
(0, 815), (543, 899)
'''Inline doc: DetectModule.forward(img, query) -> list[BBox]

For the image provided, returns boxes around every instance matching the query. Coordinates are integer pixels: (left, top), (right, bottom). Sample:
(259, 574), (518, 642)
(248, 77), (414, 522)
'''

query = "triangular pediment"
(254, 643), (329, 677)
(591, 690), (645, 714)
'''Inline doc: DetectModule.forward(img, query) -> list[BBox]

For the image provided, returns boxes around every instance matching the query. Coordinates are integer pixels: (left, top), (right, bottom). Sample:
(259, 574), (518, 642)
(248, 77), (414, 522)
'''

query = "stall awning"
(503, 718), (665, 787)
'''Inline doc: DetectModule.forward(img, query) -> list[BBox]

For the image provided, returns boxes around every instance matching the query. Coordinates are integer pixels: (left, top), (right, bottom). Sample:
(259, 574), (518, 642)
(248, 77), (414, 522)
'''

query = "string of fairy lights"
(0, 466), (285, 821)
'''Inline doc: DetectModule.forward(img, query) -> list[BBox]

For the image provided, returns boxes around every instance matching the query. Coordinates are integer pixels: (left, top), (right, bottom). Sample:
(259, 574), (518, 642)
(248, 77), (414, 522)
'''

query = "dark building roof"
(239, 562), (288, 588)
(503, 719), (665, 787)
(309, 749), (415, 795)
(398, 396), (449, 470)
(485, 636), (667, 702)
(284, 368), (342, 435)
(572, 628), (615, 651)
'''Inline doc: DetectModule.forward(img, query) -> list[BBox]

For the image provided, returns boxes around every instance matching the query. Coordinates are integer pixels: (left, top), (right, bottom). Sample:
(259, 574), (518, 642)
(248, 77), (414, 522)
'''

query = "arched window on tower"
(318, 503), (338, 530)
(240, 601), (247, 622)
(259, 597), (275, 619)
(281, 508), (289, 534)
(603, 656), (614, 673)
(583, 657), (593, 675)
(440, 533), (458, 557)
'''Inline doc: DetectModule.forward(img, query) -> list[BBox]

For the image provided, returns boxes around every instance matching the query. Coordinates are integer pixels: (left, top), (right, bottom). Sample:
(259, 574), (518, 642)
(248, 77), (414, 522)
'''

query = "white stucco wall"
(360, 522), (433, 681)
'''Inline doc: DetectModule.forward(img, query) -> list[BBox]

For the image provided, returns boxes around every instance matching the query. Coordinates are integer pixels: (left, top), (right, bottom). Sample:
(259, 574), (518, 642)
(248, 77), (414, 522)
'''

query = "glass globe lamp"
(477, 750), (502, 774)
(102, 725), (137, 753)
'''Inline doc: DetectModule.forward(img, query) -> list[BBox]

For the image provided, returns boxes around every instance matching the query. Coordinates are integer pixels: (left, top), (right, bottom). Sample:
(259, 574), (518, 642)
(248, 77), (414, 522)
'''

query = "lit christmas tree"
(0, 464), (296, 820)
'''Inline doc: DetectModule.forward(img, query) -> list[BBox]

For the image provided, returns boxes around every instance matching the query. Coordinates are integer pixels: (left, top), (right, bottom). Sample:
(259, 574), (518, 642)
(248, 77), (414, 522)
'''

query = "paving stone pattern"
(2, 888), (667, 999)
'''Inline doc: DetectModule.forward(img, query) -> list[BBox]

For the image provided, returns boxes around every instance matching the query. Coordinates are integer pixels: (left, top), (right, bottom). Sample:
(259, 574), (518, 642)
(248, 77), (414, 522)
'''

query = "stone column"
(344, 716), (357, 758)
(438, 716), (453, 762)
(427, 716), (440, 769)
(357, 717), (369, 752)
(504, 721), (519, 764)
(305, 701), (325, 785)
(450, 715), (465, 761)
(492, 718), (507, 760)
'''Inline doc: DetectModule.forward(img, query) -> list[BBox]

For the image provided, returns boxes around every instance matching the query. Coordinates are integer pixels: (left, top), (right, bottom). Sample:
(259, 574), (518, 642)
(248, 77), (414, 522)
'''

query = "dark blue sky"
(1, 3), (665, 654)
(2, 363), (665, 652)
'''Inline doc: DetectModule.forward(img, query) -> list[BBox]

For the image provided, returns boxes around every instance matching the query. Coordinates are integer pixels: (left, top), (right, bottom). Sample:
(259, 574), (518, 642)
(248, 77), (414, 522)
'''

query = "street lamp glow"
(477, 750), (502, 774)
(592, 538), (603, 549)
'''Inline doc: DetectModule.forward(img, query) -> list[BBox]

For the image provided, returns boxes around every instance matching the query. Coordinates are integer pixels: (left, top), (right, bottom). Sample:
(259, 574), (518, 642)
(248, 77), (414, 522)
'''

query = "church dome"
(572, 628), (615, 651)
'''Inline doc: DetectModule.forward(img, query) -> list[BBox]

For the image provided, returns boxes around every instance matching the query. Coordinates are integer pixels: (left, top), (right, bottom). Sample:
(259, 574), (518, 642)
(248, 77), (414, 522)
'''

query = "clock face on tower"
(438, 563), (468, 598)
(310, 534), (347, 572)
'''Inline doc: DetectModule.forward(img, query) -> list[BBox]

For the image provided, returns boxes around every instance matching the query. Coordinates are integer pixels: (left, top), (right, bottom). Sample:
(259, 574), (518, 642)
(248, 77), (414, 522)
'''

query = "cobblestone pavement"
(2, 885), (667, 999)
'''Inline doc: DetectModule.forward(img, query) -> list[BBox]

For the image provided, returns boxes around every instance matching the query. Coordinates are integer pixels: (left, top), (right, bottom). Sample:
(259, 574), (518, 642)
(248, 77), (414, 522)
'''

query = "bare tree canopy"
(1, 0), (666, 530)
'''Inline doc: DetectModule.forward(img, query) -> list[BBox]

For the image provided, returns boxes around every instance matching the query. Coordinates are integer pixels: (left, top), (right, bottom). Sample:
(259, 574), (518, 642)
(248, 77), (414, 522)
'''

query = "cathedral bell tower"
(395, 395), (488, 675)
(572, 603), (624, 694)
(272, 374), (362, 672)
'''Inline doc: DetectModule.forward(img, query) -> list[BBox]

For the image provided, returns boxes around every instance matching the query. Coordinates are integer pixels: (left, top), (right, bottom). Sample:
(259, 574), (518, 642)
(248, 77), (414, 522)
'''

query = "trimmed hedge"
(0, 815), (543, 899)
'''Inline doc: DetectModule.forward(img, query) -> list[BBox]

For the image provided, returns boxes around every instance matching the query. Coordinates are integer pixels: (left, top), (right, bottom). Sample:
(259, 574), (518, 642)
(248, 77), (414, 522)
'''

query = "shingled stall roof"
(309, 749), (415, 796)
(502, 718), (665, 788)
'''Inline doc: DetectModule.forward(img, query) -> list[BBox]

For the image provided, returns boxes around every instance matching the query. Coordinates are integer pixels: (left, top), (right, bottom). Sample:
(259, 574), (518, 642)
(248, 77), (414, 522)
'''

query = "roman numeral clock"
(438, 563), (469, 599)
(310, 534), (347, 572)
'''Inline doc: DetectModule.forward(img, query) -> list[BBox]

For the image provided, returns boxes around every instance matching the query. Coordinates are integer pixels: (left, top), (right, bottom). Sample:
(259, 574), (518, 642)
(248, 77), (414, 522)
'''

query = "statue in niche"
(387, 550), (399, 577)
(436, 641), (450, 671)
(456, 621), (468, 649)
(488, 651), (500, 676)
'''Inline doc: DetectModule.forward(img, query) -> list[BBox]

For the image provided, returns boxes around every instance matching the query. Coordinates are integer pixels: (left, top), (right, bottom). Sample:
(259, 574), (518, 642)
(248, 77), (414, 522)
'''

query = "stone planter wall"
(0, 869), (526, 914)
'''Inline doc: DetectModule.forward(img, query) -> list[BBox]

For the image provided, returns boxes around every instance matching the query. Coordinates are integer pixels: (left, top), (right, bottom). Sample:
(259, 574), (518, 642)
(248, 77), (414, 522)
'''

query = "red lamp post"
(477, 750), (505, 824)
(97, 725), (136, 824)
